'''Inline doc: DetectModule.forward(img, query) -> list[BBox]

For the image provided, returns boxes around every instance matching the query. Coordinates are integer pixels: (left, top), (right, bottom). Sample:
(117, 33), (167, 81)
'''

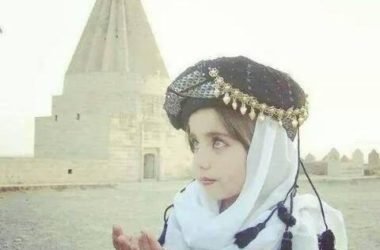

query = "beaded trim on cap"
(209, 67), (309, 128)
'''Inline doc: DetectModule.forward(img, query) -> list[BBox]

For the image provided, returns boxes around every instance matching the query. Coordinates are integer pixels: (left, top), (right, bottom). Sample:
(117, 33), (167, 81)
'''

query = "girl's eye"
(213, 138), (226, 148)
(190, 139), (199, 150)
(190, 137), (226, 151)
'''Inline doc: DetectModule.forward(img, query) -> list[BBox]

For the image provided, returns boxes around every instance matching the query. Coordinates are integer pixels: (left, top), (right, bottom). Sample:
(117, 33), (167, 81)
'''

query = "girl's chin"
(203, 189), (226, 201)
(204, 190), (240, 202)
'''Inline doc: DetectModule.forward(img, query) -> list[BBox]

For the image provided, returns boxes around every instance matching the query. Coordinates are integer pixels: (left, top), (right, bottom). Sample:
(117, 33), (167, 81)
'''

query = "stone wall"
(302, 161), (328, 175)
(0, 157), (111, 186)
(328, 161), (364, 177)
(0, 110), (192, 187)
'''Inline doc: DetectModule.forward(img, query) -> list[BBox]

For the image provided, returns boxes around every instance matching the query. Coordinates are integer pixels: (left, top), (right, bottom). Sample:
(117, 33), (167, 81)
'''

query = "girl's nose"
(193, 148), (211, 170)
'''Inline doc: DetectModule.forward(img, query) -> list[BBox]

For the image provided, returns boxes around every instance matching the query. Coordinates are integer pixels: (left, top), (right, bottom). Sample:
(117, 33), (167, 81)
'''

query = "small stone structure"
(302, 148), (374, 177)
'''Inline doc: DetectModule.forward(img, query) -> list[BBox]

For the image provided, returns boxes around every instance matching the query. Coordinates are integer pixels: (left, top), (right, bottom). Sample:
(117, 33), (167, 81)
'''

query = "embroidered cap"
(163, 56), (308, 141)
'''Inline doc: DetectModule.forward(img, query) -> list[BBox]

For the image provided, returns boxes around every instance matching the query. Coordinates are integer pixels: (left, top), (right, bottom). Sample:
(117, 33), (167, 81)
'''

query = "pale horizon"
(0, 0), (379, 161)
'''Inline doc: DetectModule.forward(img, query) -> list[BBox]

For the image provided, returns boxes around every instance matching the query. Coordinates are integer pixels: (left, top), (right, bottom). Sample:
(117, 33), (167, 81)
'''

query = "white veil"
(164, 116), (347, 250)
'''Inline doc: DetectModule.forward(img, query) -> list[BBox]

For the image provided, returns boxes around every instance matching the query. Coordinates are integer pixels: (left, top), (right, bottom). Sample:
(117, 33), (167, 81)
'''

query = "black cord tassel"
(277, 203), (296, 227)
(234, 222), (266, 248)
(280, 231), (293, 250)
(158, 221), (168, 245)
(318, 229), (336, 250)
(158, 180), (194, 245)
(157, 204), (174, 246)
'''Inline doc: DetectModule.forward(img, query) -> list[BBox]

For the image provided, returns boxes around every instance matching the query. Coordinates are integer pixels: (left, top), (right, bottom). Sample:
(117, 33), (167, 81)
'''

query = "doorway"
(143, 153), (156, 179)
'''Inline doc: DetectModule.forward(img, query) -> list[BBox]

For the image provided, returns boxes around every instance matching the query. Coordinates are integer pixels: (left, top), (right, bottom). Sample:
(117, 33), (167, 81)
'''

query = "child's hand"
(112, 225), (163, 250)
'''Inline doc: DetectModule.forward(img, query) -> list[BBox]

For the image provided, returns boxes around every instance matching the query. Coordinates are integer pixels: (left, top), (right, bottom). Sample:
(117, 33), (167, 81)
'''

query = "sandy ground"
(0, 176), (379, 250)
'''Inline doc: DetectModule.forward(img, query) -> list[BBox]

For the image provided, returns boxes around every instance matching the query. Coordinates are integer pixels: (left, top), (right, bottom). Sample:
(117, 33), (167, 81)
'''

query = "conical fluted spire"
(66, 0), (168, 78)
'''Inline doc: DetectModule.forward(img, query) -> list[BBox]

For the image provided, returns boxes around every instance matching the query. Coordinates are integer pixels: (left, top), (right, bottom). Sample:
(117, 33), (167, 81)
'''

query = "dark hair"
(185, 105), (256, 153)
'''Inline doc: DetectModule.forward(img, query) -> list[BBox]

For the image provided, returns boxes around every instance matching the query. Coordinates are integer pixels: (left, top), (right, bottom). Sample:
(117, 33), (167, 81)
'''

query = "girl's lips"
(200, 177), (216, 181)
(199, 179), (217, 186)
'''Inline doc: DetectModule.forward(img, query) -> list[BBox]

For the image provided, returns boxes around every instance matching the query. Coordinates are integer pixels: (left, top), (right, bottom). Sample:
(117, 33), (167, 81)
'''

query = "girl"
(112, 56), (347, 250)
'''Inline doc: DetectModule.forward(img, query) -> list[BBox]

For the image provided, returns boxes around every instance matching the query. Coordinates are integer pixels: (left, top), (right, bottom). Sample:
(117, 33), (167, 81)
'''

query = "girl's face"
(188, 108), (248, 201)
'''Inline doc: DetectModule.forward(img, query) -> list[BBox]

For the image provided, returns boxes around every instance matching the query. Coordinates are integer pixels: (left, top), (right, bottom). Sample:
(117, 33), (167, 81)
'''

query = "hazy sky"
(0, 0), (379, 160)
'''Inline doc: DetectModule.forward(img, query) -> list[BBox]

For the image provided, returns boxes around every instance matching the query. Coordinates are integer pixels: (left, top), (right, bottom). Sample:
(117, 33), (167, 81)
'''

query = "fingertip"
(138, 234), (145, 245)
(113, 224), (123, 235)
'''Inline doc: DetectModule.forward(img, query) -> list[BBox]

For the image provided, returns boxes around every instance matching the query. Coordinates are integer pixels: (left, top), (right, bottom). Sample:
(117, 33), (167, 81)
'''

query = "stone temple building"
(0, 0), (192, 186)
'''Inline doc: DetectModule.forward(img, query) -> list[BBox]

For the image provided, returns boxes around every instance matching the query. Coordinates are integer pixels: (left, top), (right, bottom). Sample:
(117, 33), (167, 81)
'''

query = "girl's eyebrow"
(189, 131), (231, 139)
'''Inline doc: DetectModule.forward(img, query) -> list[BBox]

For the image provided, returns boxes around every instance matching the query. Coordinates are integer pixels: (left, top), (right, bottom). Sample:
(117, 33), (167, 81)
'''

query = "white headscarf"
(164, 117), (347, 250)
